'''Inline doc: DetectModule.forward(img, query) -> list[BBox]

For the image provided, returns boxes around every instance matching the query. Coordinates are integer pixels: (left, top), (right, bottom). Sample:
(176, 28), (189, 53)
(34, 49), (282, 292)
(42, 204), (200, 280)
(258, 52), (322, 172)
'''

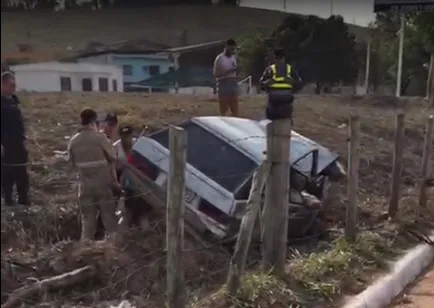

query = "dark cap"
(119, 124), (133, 135)
(274, 48), (285, 58)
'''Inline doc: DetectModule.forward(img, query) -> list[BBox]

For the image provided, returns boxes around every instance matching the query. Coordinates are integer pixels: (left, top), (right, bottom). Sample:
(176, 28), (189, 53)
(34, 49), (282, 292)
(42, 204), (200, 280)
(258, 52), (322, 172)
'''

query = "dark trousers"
(1, 143), (30, 205)
(266, 91), (294, 121)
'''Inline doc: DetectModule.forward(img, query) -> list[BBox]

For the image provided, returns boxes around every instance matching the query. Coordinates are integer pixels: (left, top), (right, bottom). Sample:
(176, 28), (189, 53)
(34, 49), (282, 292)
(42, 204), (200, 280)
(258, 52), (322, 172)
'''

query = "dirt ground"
(390, 263), (434, 308)
(1, 93), (433, 307)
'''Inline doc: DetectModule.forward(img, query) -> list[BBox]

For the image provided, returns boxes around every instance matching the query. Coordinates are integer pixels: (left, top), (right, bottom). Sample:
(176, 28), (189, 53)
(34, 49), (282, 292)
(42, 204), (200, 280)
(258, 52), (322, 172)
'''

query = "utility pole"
(396, 13), (405, 97)
(330, 0), (334, 16)
(364, 38), (371, 95)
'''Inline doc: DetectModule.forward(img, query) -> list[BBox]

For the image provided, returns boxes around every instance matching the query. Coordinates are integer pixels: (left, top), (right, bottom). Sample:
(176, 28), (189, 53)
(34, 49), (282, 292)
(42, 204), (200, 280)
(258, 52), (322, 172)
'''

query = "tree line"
(237, 14), (359, 94)
(238, 12), (434, 96)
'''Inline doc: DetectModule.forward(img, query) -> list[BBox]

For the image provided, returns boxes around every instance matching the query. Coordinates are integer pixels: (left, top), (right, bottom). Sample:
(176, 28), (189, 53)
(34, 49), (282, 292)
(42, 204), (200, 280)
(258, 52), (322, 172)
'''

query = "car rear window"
(150, 122), (256, 193)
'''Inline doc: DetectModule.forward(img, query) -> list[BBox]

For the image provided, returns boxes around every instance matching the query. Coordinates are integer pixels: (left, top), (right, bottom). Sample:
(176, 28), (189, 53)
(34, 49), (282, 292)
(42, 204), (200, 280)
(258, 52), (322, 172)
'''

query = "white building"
(11, 62), (123, 92)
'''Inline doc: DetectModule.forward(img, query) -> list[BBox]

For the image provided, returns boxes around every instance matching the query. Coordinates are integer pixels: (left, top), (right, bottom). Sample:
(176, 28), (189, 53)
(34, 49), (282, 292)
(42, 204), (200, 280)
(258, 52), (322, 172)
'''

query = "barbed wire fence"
(1, 113), (433, 308)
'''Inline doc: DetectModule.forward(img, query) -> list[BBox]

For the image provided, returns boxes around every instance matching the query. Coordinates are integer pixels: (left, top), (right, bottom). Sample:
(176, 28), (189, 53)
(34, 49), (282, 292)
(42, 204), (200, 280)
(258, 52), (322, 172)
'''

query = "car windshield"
(150, 122), (257, 193)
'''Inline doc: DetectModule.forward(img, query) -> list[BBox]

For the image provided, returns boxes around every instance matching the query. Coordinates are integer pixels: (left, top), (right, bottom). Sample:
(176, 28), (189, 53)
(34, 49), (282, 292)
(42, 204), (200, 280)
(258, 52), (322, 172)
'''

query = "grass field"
(1, 93), (432, 307)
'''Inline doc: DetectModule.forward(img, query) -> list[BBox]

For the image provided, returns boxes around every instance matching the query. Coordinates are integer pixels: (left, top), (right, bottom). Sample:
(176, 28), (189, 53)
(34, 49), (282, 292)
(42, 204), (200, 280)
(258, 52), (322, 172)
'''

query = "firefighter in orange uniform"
(67, 108), (120, 240)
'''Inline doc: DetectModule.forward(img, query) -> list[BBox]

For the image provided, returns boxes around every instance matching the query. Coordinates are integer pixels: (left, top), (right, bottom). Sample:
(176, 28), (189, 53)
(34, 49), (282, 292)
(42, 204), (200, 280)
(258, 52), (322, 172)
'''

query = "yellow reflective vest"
(270, 64), (293, 89)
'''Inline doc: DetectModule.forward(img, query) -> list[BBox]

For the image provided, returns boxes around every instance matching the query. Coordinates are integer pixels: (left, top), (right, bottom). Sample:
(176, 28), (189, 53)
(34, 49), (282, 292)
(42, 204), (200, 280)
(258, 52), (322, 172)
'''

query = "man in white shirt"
(213, 39), (240, 116)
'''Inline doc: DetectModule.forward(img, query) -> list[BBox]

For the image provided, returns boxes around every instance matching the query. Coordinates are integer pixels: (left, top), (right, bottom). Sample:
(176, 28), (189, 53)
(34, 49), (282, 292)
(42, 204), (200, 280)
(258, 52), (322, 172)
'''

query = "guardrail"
(238, 75), (252, 95)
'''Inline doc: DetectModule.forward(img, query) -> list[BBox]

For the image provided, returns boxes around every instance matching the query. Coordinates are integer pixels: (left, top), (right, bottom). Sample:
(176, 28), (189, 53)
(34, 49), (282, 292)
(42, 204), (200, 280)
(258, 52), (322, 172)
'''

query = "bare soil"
(1, 93), (432, 307)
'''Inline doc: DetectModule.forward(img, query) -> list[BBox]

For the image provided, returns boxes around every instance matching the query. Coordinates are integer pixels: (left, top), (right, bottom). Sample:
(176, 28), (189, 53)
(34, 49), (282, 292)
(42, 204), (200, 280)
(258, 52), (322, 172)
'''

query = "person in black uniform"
(259, 48), (303, 121)
(1, 71), (30, 206)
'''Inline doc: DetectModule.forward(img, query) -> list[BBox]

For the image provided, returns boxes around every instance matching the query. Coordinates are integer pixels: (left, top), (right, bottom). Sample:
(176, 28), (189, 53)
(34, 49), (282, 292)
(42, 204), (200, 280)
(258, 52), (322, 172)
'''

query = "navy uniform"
(260, 49), (302, 121)
(1, 89), (30, 206)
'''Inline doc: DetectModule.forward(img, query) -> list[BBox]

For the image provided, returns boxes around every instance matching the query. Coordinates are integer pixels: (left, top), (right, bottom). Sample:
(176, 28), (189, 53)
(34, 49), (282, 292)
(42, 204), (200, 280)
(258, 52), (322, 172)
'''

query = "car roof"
(192, 116), (339, 175)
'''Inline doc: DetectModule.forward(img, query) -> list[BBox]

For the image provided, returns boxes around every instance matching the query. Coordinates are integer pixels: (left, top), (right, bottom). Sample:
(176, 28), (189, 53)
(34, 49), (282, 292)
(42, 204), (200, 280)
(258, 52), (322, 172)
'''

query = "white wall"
(15, 71), (61, 92)
(14, 70), (123, 92)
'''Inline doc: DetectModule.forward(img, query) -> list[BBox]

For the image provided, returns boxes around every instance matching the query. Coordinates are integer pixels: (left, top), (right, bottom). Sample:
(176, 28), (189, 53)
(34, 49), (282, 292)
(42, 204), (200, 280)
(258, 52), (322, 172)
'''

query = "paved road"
(390, 263), (434, 308)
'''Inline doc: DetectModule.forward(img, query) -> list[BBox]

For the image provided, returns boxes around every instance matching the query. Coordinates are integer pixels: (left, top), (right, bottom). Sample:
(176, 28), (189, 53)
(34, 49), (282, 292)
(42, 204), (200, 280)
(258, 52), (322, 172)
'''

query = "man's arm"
(213, 55), (236, 79)
(12, 95), (26, 142)
(259, 67), (272, 89)
(99, 134), (121, 188)
(1, 105), (6, 156)
(66, 139), (76, 171)
(99, 134), (117, 163)
(213, 55), (224, 78)
(290, 68), (303, 92)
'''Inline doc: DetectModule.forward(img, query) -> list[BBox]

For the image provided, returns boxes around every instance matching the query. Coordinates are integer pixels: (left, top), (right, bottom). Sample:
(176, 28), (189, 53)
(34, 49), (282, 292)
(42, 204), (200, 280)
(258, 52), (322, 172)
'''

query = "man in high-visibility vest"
(260, 48), (303, 121)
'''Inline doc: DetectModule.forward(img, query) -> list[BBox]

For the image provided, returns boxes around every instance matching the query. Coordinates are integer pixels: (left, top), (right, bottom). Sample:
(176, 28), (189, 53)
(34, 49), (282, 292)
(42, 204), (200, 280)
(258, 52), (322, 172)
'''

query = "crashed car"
(123, 116), (345, 241)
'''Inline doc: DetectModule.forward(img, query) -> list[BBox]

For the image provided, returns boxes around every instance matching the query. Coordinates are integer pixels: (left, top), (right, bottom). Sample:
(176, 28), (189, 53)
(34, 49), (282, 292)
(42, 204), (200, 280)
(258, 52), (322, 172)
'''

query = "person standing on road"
(213, 39), (240, 116)
(260, 48), (303, 121)
(67, 108), (120, 240)
(1, 71), (30, 206)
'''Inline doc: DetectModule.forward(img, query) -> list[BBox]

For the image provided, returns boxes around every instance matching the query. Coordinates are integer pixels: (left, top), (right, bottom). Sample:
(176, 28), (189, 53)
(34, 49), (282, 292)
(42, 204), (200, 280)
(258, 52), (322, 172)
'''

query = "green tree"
(370, 12), (433, 96)
(237, 34), (271, 84)
(412, 12), (434, 101)
(238, 14), (358, 94)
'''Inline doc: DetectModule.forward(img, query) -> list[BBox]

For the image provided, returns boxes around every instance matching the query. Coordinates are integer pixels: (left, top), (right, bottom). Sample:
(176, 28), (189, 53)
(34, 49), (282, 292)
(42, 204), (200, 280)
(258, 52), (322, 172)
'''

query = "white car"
(125, 116), (345, 241)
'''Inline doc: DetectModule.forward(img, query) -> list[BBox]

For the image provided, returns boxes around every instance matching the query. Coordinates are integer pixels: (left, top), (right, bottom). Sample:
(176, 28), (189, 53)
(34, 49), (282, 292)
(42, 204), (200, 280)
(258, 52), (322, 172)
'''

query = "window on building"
(60, 76), (71, 91)
(123, 65), (133, 76)
(82, 78), (93, 92)
(99, 77), (109, 92)
(149, 65), (160, 76)
(112, 80), (118, 92)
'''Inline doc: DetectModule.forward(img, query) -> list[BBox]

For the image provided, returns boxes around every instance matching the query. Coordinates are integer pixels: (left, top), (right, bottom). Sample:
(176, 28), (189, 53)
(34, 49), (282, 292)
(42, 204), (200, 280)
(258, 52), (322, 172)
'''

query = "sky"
(239, 0), (376, 27)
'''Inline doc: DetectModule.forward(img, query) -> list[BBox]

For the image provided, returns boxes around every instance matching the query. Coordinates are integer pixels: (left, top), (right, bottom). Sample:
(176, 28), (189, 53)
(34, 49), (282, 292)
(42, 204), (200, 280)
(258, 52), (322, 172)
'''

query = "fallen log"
(1, 265), (95, 308)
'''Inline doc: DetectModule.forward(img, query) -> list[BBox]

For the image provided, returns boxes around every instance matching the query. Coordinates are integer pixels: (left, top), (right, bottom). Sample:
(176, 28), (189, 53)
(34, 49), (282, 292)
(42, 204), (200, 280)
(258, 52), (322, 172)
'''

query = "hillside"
(1, 5), (367, 61)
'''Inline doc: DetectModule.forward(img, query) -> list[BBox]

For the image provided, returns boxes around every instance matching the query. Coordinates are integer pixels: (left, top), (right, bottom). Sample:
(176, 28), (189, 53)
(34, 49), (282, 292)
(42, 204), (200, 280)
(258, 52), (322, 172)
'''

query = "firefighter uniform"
(67, 128), (118, 240)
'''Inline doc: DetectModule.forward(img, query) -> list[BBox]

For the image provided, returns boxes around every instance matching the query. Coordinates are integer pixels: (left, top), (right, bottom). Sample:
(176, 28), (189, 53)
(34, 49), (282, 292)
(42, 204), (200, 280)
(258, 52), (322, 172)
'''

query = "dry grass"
(1, 93), (432, 307)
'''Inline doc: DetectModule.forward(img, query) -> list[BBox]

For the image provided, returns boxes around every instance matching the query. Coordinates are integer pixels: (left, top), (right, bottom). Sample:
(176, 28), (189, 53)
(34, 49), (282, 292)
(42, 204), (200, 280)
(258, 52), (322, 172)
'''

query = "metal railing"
(238, 75), (252, 96)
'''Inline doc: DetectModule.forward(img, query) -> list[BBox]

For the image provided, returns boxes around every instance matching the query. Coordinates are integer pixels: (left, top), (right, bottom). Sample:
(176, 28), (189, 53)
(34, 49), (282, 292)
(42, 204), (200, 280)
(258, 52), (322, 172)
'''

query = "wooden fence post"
(262, 119), (291, 273)
(226, 161), (270, 295)
(345, 116), (360, 241)
(388, 113), (405, 218)
(419, 115), (434, 207)
(166, 125), (187, 308)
